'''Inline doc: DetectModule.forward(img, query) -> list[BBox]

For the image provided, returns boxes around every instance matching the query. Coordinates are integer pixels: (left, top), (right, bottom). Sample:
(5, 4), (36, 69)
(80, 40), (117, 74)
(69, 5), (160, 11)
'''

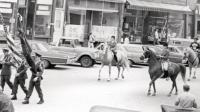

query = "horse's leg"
(121, 66), (125, 79)
(193, 65), (197, 79)
(174, 80), (178, 95)
(107, 64), (111, 82)
(98, 64), (104, 81)
(168, 77), (175, 97)
(188, 65), (192, 81)
(152, 82), (156, 96)
(147, 76), (158, 96)
(115, 64), (120, 80)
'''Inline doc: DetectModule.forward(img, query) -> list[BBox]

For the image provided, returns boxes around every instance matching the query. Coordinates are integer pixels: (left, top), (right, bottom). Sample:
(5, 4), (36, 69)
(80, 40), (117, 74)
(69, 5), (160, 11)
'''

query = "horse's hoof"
(193, 76), (197, 79)
(122, 76), (125, 79)
(147, 92), (151, 96)
(107, 79), (111, 82)
(115, 78), (118, 80)
(187, 79), (191, 81)
(175, 92), (178, 95)
(97, 78), (101, 81)
(152, 93), (156, 96)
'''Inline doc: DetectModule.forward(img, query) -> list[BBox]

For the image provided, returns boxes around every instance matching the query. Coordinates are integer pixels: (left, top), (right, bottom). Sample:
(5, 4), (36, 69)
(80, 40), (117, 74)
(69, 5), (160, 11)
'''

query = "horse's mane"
(185, 47), (196, 57)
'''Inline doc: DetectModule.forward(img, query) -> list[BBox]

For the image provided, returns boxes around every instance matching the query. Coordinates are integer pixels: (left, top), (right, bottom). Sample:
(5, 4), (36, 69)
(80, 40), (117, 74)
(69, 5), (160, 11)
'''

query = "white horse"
(98, 43), (129, 81)
(184, 47), (199, 81)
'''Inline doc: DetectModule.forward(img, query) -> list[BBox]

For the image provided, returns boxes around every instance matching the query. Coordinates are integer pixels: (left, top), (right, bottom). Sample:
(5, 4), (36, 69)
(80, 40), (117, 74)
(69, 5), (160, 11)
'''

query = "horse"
(140, 48), (186, 96)
(98, 43), (129, 81)
(183, 47), (199, 81)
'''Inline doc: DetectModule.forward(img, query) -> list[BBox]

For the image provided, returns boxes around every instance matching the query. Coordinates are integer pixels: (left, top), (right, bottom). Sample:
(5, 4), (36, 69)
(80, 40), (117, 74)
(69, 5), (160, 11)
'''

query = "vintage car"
(95, 43), (187, 65)
(50, 38), (100, 67)
(0, 41), (76, 69)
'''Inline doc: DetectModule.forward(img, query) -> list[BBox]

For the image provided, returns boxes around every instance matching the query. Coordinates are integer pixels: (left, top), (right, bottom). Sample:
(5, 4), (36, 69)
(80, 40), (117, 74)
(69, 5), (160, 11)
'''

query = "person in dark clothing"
(11, 58), (28, 100)
(0, 48), (14, 92)
(0, 88), (14, 112)
(161, 43), (170, 80)
(22, 53), (44, 104)
(108, 36), (118, 62)
(190, 38), (200, 53)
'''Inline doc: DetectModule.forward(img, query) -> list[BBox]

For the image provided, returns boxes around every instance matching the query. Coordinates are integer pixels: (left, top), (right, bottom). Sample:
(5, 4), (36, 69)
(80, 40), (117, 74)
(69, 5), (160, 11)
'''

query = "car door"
(168, 47), (182, 63)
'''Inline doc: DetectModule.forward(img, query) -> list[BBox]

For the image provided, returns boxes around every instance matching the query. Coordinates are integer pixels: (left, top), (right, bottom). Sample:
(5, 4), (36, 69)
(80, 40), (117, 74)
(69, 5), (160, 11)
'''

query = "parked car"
(0, 41), (76, 69)
(95, 43), (186, 65)
(50, 38), (100, 67)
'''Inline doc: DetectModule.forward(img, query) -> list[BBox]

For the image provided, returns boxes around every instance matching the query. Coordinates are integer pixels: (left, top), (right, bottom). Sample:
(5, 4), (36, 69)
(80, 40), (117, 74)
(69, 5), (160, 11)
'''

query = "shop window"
(102, 12), (118, 27)
(197, 21), (200, 34)
(70, 10), (86, 25)
(92, 11), (102, 26)
(35, 15), (51, 37)
(74, 0), (80, 5)
(109, 2), (115, 8)
(56, 0), (64, 8)
(198, 0), (200, 3)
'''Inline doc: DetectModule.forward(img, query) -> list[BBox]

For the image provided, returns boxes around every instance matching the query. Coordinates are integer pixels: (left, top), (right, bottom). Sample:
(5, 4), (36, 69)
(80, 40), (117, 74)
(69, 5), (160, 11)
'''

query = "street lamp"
(124, 0), (130, 10)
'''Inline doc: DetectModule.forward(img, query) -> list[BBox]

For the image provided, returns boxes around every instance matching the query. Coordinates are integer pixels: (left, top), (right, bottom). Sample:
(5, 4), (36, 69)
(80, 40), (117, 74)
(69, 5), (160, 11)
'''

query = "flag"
(18, 30), (36, 73)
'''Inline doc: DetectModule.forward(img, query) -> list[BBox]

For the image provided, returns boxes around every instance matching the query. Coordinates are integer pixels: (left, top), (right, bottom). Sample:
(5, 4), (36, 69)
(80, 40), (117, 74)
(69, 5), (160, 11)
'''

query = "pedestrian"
(0, 48), (14, 92)
(11, 58), (28, 100)
(88, 33), (95, 48)
(22, 53), (44, 104)
(175, 84), (197, 108)
(0, 87), (14, 112)
(154, 28), (160, 45)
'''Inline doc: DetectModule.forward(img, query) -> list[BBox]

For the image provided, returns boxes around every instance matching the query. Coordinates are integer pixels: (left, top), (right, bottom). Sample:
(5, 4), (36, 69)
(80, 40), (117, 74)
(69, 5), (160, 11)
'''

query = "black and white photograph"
(0, 0), (200, 112)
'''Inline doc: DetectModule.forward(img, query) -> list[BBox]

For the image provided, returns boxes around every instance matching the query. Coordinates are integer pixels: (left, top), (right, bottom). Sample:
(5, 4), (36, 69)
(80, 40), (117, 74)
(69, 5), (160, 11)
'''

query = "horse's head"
(140, 47), (151, 60)
(183, 47), (193, 59)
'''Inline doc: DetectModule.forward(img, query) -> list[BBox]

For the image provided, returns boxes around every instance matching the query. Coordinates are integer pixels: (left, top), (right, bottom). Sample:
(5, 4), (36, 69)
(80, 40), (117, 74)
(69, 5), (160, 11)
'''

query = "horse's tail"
(124, 56), (130, 70)
(179, 64), (186, 84)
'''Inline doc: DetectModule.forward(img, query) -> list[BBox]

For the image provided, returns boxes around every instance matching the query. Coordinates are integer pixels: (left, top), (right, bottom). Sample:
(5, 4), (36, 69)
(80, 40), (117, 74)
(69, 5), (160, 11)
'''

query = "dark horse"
(140, 48), (186, 96)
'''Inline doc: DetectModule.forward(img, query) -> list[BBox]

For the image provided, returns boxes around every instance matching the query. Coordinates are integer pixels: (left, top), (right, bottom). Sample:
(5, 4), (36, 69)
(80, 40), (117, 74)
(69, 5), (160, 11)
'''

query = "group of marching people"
(0, 48), (44, 105)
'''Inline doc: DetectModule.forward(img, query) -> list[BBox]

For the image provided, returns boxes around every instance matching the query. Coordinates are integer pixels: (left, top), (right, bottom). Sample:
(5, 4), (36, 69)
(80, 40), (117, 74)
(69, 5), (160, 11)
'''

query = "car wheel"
(80, 56), (93, 67)
(50, 64), (56, 68)
(0, 64), (2, 69)
(43, 60), (50, 69)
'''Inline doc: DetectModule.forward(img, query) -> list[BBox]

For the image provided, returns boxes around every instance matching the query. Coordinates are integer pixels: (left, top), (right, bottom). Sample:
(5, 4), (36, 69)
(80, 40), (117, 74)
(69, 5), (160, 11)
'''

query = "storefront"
(53, 0), (125, 46)
(0, 0), (18, 40)
(123, 0), (192, 44)
(25, 0), (54, 42)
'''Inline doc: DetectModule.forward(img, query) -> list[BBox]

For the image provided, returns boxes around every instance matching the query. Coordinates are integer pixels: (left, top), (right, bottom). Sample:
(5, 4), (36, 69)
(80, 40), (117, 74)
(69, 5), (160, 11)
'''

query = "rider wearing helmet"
(108, 36), (118, 62)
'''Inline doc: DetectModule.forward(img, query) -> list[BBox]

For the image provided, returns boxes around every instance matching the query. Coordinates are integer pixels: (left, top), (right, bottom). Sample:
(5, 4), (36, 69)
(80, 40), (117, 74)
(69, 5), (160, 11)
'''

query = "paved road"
(1, 64), (200, 112)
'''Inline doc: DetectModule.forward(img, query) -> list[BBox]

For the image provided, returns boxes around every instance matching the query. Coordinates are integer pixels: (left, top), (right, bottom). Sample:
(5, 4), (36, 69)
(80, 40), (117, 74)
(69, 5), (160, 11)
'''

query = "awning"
(97, 0), (126, 3)
(127, 0), (192, 13)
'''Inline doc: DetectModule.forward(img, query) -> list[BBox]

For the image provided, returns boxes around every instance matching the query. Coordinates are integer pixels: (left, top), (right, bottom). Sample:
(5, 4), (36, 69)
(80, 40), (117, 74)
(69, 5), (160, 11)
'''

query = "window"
(198, 0), (200, 3)
(70, 10), (86, 25)
(109, 2), (115, 8)
(74, 0), (80, 5)
(56, 0), (64, 8)
(197, 21), (200, 34)
(102, 12), (119, 27)
(92, 11), (102, 25)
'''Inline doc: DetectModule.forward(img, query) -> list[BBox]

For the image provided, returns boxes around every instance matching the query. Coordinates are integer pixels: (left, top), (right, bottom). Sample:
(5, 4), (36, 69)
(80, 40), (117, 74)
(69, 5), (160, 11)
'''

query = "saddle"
(161, 61), (172, 78)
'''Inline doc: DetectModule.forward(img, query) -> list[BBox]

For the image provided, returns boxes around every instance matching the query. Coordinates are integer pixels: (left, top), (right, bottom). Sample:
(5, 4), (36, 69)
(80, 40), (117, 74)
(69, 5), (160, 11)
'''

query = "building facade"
(53, 0), (125, 46)
(123, 0), (193, 44)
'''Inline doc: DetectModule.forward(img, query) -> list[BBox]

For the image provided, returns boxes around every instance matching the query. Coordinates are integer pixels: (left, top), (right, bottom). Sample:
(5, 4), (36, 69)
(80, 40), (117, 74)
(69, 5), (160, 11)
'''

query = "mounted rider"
(107, 36), (118, 62)
(190, 37), (200, 56)
(161, 43), (170, 78)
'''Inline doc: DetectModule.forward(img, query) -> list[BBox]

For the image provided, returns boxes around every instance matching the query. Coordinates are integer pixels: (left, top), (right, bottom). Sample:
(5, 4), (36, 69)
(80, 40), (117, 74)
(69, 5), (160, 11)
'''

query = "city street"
(2, 64), (200, 112)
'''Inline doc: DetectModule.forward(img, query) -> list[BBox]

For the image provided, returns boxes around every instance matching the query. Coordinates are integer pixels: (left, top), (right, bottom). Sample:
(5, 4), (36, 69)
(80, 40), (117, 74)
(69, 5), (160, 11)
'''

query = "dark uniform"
(161, 43), (170, 78)
(23, 54), (44, 104)
(0, 91), (14, 112)
(108, 38), (118, 62)
(1, 53), (14, 91)
(11, 61), (28, 100)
